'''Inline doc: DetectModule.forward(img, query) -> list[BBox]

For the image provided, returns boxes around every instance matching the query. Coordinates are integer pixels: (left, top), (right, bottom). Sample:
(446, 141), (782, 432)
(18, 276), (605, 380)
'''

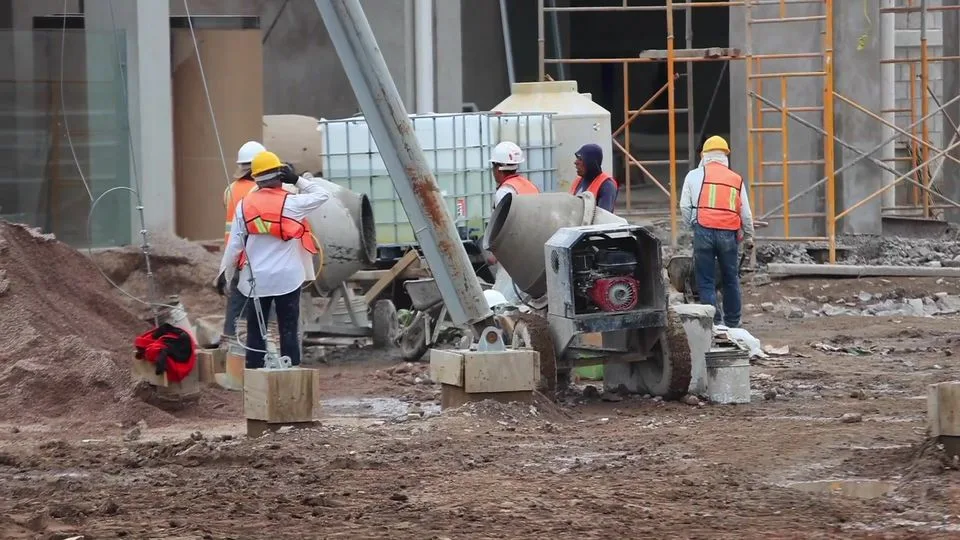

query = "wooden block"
(132, 357), (201, 397)
(429, 349), (464, 387)
(463, 350), (538, 394)
(132, 357), (169, 387)
(212, 347), (227, 374)
(243, 367), (320, 423)
(441, 384), (533, 409)
(196, 349), (217, 384)
(219, 350), (246, 391)
(929, 381), (960, 437)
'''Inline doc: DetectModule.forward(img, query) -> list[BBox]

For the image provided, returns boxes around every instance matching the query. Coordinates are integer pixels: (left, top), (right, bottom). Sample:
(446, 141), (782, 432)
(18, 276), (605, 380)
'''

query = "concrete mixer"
(264, 115), (397, 345)
(484, 191), (698, 398)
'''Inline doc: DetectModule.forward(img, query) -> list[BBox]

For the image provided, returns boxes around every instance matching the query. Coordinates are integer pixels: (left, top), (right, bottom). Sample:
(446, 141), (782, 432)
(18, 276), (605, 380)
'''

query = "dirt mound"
(88, 231), (224, 318)
(0, 222), (231, 427)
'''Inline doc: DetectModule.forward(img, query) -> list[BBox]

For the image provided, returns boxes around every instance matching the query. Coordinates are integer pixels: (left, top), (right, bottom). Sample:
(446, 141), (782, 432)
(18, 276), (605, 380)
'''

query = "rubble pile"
(756, 230), (960, 268)
(755, 290), (960, 319)
(0, 221), (237, 426)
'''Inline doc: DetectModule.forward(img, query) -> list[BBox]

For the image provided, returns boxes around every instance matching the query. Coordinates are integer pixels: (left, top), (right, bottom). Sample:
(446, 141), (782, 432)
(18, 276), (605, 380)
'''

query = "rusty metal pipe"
(314, 0), (493, 331)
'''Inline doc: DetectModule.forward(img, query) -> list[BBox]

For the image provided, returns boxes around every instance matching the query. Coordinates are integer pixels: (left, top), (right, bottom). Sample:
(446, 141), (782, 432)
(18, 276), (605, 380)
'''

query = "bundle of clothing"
(133, 324), (197, 383)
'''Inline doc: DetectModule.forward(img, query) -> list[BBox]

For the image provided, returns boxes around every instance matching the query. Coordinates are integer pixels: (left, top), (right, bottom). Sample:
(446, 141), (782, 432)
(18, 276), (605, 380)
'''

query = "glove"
(280, 163), (299, 185)
(214, 273), (227, 296)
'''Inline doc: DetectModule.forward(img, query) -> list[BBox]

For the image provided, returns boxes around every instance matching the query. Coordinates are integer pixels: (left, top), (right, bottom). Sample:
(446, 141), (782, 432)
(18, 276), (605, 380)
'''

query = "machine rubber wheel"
(636, 309), (692, 400)
(372, 299), (399, 349)
(511, 313), (558, 396)
(399, 311), (430, 361)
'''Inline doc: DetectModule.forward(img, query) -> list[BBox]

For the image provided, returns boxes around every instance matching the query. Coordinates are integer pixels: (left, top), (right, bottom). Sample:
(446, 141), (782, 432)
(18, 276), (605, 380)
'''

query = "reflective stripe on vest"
(569, 172), (615, 199)
(501, 175), (540, 196)
(224, 179), (257, 243)
(695, 161), (743, 231)
(237, 188), (318, 268)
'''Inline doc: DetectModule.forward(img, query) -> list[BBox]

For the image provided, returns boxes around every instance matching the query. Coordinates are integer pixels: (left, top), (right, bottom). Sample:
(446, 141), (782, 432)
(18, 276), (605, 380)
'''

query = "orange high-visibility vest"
(569, 172), (616, 199)
(237, 188), (318, 268)
(695, 161), (743, 231)
(502, 175), (540, 196)
(223, 179), (257, 243)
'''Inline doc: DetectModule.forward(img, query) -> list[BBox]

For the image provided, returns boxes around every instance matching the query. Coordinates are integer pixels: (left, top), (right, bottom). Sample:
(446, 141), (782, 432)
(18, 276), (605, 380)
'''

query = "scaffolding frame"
(536, 0), (960, 262)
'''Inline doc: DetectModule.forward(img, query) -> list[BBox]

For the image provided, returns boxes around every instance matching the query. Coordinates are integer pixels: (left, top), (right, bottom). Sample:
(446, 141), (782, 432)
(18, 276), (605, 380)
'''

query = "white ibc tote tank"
(493, 81), (613, 193)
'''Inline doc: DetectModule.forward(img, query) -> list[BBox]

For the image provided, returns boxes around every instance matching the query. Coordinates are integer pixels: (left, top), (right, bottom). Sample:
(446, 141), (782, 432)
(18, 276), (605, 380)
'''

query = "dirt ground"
(2, 277), (960, 539)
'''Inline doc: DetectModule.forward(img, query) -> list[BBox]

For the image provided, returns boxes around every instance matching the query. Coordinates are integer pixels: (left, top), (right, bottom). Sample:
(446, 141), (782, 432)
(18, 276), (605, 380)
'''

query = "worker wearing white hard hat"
(490, 141), (540, 207)
(217, 140), (266, 341)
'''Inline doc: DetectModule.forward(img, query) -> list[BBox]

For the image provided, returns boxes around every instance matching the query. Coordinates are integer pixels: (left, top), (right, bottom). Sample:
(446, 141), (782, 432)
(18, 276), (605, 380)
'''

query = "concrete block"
(429, 349), (464, 386)
(243, 367), (320, 423)
(194, 316), (225, 348)
(463, 350), (538, 394)
(928, 381), (960, 437)
(430, 349), (538, 394)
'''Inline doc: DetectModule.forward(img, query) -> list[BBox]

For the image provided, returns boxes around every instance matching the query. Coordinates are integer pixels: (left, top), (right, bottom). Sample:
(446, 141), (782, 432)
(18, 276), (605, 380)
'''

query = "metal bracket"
(263, 353), (292, 370)
(476, 326), (506, 352)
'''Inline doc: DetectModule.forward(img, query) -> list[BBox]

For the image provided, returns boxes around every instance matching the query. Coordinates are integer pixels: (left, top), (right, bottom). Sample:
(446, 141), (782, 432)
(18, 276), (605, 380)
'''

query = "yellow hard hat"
(702, 135), (730, 155)
(251, 151), (283, 178)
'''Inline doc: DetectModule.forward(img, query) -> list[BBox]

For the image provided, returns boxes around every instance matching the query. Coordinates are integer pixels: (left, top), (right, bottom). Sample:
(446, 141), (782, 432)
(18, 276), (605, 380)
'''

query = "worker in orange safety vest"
(218, 141), (265, 341)
(491, 141), (540, 207)
(216, 151), (330, 368)
(569, 143), (618, 212)
(679, 135), (755, 329)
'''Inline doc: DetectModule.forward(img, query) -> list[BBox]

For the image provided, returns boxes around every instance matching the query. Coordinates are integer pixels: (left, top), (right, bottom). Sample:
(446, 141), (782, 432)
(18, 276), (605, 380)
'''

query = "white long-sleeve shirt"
(679, 154), (755, 240)
(219, 177), (331, 297)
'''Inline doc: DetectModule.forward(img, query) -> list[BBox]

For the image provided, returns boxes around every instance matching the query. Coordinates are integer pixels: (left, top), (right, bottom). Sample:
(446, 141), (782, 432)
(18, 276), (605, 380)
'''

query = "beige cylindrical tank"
(493, 81), (613, 193)
(263, 114), (325, 175)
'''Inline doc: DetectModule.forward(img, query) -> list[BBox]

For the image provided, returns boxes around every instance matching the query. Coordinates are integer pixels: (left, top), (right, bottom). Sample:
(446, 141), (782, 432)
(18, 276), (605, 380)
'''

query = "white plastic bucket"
(705, 350), (751, 404)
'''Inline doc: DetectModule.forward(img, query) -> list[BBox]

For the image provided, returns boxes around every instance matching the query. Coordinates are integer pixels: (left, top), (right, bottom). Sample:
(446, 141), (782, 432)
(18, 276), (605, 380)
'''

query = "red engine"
(589, 276), (640, 312)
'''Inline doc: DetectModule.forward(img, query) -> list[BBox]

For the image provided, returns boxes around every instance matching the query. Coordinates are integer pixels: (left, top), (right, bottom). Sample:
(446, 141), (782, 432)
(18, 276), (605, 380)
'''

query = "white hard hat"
(236, 141), (266, 164)
(483, 289), (509, 309)
(490, 141), (524, 170)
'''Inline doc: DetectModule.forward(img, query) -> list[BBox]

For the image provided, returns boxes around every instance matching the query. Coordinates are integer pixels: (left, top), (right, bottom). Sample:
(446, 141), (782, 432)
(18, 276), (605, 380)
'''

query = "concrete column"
(943, 0), (960, 222)
(434, 0), (462, 113)
(86, 0), (174, 240)
(833, 0), (883, 234)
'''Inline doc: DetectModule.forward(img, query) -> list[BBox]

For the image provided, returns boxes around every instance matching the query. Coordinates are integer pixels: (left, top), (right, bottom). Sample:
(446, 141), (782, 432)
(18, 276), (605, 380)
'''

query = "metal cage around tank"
(318, 111), (557, 247)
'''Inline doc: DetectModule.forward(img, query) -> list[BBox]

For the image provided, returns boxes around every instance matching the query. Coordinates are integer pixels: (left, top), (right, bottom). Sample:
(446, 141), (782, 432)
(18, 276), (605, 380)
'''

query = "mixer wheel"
(637, 309), (692, 400)
(511, 313), (558, 396)
(372, 299), (399, 349)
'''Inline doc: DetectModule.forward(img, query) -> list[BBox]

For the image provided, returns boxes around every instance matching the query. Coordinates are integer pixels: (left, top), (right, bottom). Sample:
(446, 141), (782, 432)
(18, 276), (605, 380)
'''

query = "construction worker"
(679, 135), (755, 328)
(491, 141), (539, 207)
(487, 141), (539, 303)
(217, 151), (330, 368)
(218, 141), (265, 341)
(569, 143), (618, 212)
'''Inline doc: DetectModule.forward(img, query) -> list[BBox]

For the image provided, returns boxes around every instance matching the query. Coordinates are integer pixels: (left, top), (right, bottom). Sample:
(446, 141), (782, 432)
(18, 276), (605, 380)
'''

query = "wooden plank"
(463, 351), (538, 394)
(430, 349), (465, 387)
(243, 367), (320, 423)
(363, 249), (420, 305)
(929, 383), (942, 437)
(767, 263), (960, 279)
(932, 381), (960, 437)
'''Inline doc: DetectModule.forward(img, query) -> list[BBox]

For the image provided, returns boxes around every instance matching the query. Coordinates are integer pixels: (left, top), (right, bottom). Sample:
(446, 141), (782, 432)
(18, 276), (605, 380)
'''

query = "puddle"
(322, 397), (440, 419)
(785, 479), (896, 499)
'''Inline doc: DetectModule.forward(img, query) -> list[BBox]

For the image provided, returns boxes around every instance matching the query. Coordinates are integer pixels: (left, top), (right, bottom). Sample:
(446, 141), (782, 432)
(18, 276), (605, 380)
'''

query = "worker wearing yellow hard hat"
(216, 150), (332, 369)
(678, 135), (755, 329)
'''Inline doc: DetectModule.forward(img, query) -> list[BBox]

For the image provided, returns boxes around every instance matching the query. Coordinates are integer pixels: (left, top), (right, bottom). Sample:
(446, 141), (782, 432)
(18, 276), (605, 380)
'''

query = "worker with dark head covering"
(569, 143), (618, 213)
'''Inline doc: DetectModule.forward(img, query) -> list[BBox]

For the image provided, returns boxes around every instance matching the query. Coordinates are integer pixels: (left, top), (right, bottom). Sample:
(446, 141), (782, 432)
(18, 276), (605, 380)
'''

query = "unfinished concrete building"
(536, 1), (960, 261)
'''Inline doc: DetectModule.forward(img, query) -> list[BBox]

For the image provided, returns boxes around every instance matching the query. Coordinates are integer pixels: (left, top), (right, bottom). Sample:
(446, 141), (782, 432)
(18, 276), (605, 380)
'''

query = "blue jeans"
(693, 224), (741, 327)
(222, 273), (248, 337)
(245, 287), (302, 368)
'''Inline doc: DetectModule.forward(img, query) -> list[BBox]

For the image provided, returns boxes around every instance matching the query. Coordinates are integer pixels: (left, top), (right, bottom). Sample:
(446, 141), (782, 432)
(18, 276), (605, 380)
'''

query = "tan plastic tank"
(493, 81), (613, 193)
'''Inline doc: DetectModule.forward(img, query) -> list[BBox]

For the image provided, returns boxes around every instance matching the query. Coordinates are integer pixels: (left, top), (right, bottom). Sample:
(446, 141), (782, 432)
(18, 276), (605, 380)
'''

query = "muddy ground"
(2, 277), (960, 539)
